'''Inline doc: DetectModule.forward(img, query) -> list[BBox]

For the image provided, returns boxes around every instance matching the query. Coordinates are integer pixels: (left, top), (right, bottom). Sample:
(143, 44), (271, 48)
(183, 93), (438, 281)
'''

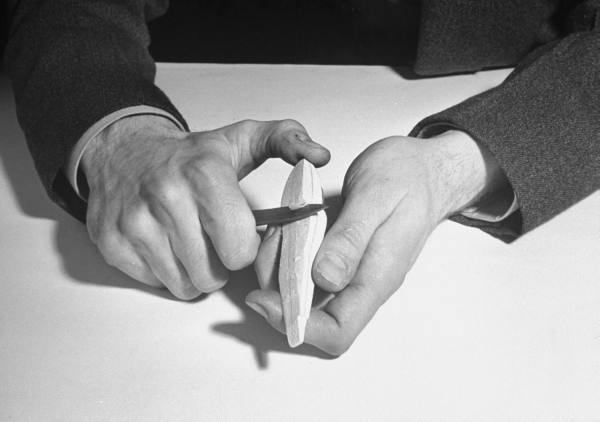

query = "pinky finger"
(100, 237), (163, 288)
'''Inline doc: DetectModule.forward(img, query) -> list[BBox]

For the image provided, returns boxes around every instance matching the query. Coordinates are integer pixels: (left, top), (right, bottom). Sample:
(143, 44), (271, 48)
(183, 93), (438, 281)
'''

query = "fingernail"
(316, 253), (347, 287)
(245, 300), (268, 320)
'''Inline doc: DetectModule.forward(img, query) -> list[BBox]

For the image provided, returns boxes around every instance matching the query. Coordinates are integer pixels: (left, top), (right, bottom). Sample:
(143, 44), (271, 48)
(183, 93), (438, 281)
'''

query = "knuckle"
(96, 230), (117, 253)
(196, 278), (227, 294)
(183, 157), (224, 190)
(238, 119), (259, 130)
(118, 208), (152, 240)
(172, 290), (201, 301)
(335, 222), (367, 254)
(221, 245), (255, 270)
(152, 179), (183, 207)
(277, 118), (303, 132)
(168, 280), (202, 301)
(224, 119), (259, 145)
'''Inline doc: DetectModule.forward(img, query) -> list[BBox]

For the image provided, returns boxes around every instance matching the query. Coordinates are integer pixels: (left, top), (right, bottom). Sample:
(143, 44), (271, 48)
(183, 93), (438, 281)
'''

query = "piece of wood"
(279, 159), (327, 348)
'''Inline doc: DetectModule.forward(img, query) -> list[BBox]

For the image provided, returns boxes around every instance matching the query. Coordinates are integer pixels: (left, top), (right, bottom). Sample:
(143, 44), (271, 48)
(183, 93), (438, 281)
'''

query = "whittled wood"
(279, 159), (327, 347)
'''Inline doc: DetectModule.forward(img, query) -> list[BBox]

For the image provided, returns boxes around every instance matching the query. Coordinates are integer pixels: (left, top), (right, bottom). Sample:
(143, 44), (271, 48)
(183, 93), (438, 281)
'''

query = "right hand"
(81, 116), (330, 300)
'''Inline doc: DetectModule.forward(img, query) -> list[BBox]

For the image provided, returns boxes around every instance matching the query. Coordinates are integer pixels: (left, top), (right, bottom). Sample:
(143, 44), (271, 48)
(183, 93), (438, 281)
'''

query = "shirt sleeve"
(410, 30), (600, 242)
(459, 195), (519, 224)
(66, 107), (185, 199)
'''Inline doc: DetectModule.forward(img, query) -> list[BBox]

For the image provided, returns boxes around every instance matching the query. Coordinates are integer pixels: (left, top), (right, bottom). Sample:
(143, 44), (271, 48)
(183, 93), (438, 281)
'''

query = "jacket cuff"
(410, 32), (600, 242)
(65, 106), (186, 199)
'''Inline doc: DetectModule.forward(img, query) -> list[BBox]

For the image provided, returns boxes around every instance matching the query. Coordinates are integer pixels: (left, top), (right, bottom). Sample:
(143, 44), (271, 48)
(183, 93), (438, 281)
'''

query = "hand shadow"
(0, 73), (190, 301)
(212, 194), (343, 369)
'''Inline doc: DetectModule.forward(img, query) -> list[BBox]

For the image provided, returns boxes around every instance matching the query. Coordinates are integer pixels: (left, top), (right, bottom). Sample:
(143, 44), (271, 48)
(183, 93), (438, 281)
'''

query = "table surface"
(1, 64), (599, 421)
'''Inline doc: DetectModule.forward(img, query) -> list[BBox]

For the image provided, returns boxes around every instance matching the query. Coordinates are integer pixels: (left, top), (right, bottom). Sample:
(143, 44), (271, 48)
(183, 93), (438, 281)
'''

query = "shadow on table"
(212, 194), (343, 368)
(0, 73), (179, 300)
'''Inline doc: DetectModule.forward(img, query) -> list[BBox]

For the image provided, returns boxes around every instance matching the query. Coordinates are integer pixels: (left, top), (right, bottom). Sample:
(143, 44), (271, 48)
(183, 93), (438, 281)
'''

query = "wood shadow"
(212, 266), (333, 369)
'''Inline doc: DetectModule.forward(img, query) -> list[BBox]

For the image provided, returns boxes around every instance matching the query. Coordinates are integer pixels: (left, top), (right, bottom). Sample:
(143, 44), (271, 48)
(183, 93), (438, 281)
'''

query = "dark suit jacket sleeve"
(410, 27), (600, 242)
(4, 0), (188, 222)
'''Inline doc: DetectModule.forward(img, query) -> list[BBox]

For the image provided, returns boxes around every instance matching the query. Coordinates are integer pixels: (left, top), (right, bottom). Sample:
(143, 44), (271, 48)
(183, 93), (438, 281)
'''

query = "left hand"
(247, 131), (506, 355)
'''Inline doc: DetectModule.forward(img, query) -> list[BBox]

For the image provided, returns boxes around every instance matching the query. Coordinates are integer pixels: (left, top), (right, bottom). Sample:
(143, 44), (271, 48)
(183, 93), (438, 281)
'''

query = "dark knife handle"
(252, 204), (328, 226)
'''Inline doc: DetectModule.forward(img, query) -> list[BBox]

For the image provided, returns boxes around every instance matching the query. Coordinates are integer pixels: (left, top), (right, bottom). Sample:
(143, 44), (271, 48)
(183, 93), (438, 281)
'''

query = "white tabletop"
(1, 64), (598, 421)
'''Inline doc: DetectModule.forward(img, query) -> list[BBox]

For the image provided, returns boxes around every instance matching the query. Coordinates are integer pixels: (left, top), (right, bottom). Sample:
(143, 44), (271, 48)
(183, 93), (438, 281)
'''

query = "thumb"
(247, 203), (425, 356)
(224, 119), (331, 178)
(312, 174), (401, 292)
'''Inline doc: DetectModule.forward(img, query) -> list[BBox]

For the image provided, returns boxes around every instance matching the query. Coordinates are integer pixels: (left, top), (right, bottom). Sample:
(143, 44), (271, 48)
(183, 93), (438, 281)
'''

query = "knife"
(252, 203), (328, 226)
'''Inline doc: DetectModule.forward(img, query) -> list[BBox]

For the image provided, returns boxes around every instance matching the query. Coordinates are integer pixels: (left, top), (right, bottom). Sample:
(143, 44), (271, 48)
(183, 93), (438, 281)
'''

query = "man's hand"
(81, 116), (330, 300)
(248, 131), (507, 355)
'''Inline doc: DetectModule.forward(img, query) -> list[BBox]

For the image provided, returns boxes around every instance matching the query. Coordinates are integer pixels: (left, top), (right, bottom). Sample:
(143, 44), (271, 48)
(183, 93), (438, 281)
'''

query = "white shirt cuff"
(65, 106), (186, 199)
(416, 124), (519, 223)
(460, 193), (519, 223)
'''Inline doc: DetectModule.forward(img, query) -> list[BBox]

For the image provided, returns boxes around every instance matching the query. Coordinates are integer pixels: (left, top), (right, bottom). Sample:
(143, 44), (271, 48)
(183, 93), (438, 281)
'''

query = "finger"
(87, 197), (162, 289)
(174, 229), (229, 293)
(225, 119), (331, 178)
(138, 233), (202, 301)
(96, 231), (163, 288)
(312, 175), (403, 292)
(188, 157), (261, 271)
(119, 207), (202, 301)
(254, 225), (282, 290)
(306, 207), (430, 355)
(149, 194), (229, 293)
(245, 289), (286, 333)
(248, 206), (430, 355)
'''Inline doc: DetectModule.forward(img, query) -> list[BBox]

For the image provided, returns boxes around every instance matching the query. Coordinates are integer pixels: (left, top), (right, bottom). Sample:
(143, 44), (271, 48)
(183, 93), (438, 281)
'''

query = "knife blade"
(252, 203), (328, 226)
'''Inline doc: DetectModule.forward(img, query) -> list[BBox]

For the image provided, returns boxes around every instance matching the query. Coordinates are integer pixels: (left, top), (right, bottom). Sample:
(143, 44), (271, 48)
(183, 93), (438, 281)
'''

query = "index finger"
(187, 156), (261, 271)
(224, 119), (331, 179)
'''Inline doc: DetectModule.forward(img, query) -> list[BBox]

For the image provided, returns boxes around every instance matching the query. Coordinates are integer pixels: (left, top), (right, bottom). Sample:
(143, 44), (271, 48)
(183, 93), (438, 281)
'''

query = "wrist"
(81, 115), (183, 180)
(425, 130), (507, 219)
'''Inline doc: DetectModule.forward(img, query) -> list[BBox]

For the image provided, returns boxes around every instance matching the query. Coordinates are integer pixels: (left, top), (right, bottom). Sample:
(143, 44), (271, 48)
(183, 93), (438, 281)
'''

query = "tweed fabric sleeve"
(410, 30), (600, 242)
(4, 0), (187, 222)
